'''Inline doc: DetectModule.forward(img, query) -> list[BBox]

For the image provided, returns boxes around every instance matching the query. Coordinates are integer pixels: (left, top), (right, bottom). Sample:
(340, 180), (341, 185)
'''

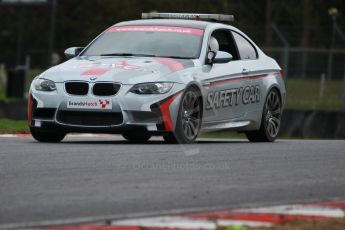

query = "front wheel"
(164, 87), (202, 144)
(246, 88), (282, 142)
(30, 127), (66, 143)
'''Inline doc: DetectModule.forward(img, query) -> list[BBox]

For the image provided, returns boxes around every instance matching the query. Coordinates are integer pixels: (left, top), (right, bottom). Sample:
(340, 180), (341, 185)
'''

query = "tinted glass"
(211, 30), (240, 60)
(232, 32), (257, 60)
(83, 26), (204, 59)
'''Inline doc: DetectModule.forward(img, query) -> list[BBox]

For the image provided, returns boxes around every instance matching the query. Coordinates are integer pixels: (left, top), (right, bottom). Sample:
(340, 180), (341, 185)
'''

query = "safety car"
(28, 13), (286, 143)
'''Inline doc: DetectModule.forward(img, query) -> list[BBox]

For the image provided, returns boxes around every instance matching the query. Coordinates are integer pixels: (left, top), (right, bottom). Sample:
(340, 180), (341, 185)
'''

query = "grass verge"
(286, 78), (344, 111)
(0, 119), (30, 134)
(0, 90), (5, 101)
(247, 218), (345, 230)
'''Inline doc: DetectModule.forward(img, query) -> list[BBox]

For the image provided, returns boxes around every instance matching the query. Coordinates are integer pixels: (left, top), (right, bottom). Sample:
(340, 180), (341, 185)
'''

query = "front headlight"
(130, 82), (174, 94)
(34, 79), (56, 91)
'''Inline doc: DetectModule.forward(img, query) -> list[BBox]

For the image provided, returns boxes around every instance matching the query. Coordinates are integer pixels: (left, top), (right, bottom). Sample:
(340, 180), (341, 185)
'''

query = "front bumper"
(28, 83), (185, 134)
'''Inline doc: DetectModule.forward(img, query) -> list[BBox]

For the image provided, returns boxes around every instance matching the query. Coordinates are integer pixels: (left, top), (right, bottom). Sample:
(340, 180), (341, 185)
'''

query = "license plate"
(67, 98), (112, 110)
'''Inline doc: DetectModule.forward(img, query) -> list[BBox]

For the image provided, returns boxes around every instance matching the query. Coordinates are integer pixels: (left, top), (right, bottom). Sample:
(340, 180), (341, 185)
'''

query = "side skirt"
(201, 120), (251, 132)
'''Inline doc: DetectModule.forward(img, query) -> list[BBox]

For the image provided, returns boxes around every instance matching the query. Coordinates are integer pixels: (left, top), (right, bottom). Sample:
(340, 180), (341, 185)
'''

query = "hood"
(42, 56), (196, 84)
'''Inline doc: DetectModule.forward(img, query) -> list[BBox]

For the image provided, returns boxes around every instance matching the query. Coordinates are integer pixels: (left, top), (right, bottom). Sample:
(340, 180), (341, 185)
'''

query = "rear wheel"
(30, 127), (66, 143)
(122, 132), (151, 143)
(164, 87), (202, 144)
(246, 88), (282, 142)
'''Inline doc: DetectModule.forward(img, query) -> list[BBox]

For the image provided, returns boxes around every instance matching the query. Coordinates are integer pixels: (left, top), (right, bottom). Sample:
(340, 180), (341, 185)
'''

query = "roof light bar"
(142, 13), (234, 23)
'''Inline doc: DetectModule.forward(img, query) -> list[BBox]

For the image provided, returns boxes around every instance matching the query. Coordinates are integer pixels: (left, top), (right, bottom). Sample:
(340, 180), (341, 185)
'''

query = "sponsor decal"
(115, 61), (139, 70)
(79, 62), (105, 68)
(154, 57), (184, 72)
(150, 90), (183, 131)
(80, 61), (141, 76)
(98, 99), (110, 109)
(206, 85), (260, 110)
(208, 74), (268, 87)
(159, 92), (182, 131)
(107, 26), (204, 37)
(67, 99), (112, 110)
(81, 67), (110, 76)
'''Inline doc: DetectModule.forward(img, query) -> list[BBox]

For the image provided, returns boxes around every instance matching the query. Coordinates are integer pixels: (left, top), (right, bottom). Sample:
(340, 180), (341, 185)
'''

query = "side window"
(210, 30), (240, 60)
(232, 32), (257, 60)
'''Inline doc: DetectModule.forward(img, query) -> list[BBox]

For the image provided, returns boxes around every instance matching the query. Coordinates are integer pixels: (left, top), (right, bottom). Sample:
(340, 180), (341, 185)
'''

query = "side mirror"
(213, 51), (233, 64)
(64, 47), (84, 59)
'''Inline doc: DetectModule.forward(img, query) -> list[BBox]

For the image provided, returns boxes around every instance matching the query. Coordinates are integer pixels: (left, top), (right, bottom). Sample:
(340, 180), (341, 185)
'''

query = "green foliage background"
(0, 0), (344, 68)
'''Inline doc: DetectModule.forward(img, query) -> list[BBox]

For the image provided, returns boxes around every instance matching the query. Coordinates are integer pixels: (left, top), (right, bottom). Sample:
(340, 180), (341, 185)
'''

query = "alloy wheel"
(265, 90), (282, 138)
(180, 90), (201, 141)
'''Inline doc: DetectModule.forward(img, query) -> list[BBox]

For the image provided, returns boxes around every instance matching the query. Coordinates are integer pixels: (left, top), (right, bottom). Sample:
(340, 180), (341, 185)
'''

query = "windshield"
(82, 25), (204, 59)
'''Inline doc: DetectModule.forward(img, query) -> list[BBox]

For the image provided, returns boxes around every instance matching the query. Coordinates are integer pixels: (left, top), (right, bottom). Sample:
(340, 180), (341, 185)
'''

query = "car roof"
(114, 19), (216, 29)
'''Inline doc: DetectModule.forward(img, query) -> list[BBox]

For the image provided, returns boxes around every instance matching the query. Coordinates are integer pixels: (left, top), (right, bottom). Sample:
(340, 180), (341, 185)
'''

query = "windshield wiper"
(99, 53), (191, 59)
(100, 53), (134, 56)
(100, 53), (157, 57)
(160, 55), (191, 59)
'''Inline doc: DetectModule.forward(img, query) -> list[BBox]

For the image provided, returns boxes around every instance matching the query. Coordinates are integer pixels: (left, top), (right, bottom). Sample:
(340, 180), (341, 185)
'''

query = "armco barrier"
(0, 101), (344, 139)
(0, 100), (27, 120)
(280, 110), (345, 139)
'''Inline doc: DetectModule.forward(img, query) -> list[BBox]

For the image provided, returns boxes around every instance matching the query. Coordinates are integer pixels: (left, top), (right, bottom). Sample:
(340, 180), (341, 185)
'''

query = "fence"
(263, 47), (345, 80)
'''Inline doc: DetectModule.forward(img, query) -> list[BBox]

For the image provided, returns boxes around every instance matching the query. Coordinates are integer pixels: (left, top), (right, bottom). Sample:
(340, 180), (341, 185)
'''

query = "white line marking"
(0, 134), (16, 137)
(68, 134), (98, 137)
(111, 216), (272, 228)
(112, 216), (216, 229)
(0, 134), (115, 138)
(217, 219), (272, 227)
(238, 204), (345, 218)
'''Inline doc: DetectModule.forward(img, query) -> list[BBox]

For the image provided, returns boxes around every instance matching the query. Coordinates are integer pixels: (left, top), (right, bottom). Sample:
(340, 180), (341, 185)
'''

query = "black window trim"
(230, 30), (259, 60)
(205, 28), (259, 63)
(206, 28), (241, 63)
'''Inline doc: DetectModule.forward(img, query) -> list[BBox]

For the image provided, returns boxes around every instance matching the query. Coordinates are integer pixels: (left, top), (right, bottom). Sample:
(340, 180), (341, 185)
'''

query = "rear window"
(232, 32), (258, 60)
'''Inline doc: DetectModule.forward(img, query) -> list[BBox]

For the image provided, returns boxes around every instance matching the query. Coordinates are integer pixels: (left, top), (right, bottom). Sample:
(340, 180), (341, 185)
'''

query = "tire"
(164, 87), (202, 144)
(162, 133), (177, 143)
(122, 132), (151, 143)
(246, 88), (282, 142)
(30, 127), (66, 143)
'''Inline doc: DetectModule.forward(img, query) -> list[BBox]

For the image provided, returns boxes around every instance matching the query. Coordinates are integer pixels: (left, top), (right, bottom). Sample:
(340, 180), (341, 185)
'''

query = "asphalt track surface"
(0, 136), (344, 228)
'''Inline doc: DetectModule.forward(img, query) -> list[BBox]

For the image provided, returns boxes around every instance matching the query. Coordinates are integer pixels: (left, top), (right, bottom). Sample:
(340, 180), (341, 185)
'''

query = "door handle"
(242, 68), (250, 75)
